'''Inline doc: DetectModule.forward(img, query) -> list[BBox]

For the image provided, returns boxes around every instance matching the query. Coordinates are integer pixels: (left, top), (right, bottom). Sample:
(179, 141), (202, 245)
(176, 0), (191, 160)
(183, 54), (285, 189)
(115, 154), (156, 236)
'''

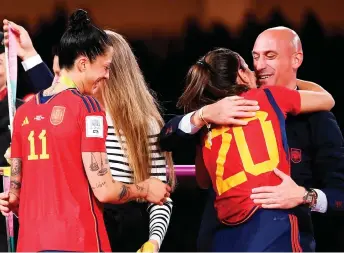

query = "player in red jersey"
(178, 48), (334, 251)
(0, 10), (171, 252)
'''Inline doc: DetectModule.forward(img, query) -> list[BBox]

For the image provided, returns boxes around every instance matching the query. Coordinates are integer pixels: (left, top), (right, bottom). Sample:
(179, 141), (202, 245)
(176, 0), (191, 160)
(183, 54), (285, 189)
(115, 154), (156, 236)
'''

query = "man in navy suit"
(159, 27), (344, 251)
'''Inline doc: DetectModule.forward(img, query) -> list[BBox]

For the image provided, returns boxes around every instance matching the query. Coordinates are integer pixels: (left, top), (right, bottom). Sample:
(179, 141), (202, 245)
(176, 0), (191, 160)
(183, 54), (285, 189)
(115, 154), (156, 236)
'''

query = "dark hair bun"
(68, 9), (91, 31)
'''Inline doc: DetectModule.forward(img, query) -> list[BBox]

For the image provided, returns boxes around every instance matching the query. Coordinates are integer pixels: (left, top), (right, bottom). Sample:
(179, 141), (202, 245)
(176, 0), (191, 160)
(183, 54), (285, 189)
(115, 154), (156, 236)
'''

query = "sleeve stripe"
(148, 202), (173, 214)
(149, 225), (166, 237)
(150, 211), (170, 221)
(70, 90), (91, 113)
(150, 216), (169, 226)
(85, 96), (97, 112)
(91, 96), (102, 112)
(150, 220), (168, 234)
(150, 212), (170, 222)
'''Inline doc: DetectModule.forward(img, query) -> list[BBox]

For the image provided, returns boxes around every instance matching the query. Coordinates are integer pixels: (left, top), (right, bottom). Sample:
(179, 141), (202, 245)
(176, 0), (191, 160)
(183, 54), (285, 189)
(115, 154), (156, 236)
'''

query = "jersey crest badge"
(50, 106), (66, 126)
(290, 148), (301, 163)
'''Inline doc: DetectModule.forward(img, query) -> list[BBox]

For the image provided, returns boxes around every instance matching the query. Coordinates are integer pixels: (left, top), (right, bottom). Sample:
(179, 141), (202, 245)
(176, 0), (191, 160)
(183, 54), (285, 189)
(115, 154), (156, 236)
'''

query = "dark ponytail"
(177, 62), (212, 113)
(178, 48), (250, 113)
(58, 9), (111, 69)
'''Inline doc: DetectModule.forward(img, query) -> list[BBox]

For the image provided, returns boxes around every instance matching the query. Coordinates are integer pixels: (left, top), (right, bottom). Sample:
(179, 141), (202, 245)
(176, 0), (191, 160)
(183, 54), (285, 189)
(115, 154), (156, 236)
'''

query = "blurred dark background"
(2, 0), (344, 251)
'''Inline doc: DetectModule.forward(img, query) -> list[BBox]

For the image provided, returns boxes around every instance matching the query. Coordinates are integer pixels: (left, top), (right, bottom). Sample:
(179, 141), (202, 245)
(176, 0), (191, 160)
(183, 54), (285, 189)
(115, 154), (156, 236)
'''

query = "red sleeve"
(266, 86), (301, 115)
(78, 97), (108, 152)
(11, 112), (22, 159)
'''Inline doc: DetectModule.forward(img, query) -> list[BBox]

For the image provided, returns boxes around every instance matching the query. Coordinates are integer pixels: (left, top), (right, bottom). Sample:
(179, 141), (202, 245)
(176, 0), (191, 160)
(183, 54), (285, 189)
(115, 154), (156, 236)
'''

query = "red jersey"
(11, 89), (111, 252)
(202, 86), (301, 225)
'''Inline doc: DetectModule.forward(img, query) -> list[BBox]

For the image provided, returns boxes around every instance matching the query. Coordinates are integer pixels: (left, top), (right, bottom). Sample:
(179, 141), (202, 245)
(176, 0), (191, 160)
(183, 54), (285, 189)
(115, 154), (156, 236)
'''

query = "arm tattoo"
(119, 184), (130, 201)
(10, 180), (21, 190)
(89, 152), (108, 176)
(135, 184), (144, 192)
(91, 181), (106, 190)
(89, 153), (100, 171)
(97, 156), (108, 176)
(11, 159), (22, 176)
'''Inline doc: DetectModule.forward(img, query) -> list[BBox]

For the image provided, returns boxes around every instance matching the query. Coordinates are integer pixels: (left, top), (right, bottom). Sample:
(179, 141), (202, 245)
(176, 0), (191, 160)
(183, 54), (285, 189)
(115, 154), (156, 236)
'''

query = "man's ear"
(292, 52), (303, 69)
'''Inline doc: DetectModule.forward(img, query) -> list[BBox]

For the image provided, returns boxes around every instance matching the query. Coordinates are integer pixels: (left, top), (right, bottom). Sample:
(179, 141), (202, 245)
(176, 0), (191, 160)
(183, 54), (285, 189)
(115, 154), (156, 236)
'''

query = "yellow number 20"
(28, 130), (50, 160)
(206, 111), (279, 195)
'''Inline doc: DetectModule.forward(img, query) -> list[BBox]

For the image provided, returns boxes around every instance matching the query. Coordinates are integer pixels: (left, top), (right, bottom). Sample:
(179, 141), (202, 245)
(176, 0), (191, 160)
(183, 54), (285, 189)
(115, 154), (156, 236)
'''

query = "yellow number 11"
(28, 130), (50, 160)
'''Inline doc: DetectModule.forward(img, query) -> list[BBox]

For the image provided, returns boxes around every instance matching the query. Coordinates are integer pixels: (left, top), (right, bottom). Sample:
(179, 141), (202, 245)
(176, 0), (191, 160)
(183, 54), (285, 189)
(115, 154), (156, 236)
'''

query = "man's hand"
(250, 168), (306, 209)
(143, 178), (171, 205)
(0, 191), (10, 216)
(137, 240), (159, 253)
(191, 96), (259, 128)
(3, 19), (37, 60)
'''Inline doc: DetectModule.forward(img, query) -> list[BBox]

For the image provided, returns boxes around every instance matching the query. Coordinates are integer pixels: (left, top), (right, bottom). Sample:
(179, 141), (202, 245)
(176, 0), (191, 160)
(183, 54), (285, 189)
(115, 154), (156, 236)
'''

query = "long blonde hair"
(101, 30), (175, 189)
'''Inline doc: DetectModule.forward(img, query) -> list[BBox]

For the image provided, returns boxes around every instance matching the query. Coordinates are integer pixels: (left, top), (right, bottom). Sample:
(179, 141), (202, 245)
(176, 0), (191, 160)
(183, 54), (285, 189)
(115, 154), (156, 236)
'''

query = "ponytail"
(177, 61), (213, 113)
(178, 48), (251, 113)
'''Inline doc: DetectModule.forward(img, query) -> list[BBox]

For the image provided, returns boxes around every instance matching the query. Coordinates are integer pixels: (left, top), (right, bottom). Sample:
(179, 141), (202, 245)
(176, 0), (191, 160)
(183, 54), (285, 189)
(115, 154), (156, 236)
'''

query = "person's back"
(202, 86), (301, 224)
(12, 89), (110, 252)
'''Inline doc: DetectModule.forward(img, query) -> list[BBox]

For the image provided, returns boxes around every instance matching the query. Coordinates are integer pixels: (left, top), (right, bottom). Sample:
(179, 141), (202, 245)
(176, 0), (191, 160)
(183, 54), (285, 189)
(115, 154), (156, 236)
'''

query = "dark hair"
(177, 48), (250, 113)
(51, 44), (59, 57)
(58, 9), (111, 69)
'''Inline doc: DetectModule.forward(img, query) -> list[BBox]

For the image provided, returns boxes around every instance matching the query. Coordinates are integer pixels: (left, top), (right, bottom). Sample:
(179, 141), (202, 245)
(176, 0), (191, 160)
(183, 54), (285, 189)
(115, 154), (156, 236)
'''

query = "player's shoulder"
(242, 88), (271, 101)
(65, 89), (103, 113)
(261, 86), (295, 94)
(12, 98), (36, 124)
(15, 97), (35, 114)
(259, 86), (298, 101)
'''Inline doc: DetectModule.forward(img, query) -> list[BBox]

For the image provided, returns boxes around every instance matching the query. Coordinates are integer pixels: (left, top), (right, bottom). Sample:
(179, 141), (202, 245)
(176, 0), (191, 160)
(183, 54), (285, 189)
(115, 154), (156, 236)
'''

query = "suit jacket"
(27, 62), (54, 93)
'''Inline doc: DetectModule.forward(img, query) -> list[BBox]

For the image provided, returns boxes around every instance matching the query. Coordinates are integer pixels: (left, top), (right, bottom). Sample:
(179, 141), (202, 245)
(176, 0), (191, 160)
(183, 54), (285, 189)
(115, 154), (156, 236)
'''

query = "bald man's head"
(252, 26), (303, 89)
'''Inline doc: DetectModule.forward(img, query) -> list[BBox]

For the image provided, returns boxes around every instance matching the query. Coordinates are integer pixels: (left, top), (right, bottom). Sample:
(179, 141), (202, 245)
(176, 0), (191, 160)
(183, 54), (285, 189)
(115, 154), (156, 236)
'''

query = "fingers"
(273, 168), (288, 180)
(235, 105), (260, 112)
(0, 205), (9, 213)
(226, 119), (248, 126)
(252, 186), (276, 194)
(252, 198), (278, 205)
(250, 193), (275, 200)
(226, 96), (259, 107)
(0, 191), (9, 199)
(2, 20), (21, 48)
(166, 184), (172, 193)
(3, 20), (20, 33)
(230, 111), (256, 118)
(227, 96), (244, 101)
(0, 194), (10, 213)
